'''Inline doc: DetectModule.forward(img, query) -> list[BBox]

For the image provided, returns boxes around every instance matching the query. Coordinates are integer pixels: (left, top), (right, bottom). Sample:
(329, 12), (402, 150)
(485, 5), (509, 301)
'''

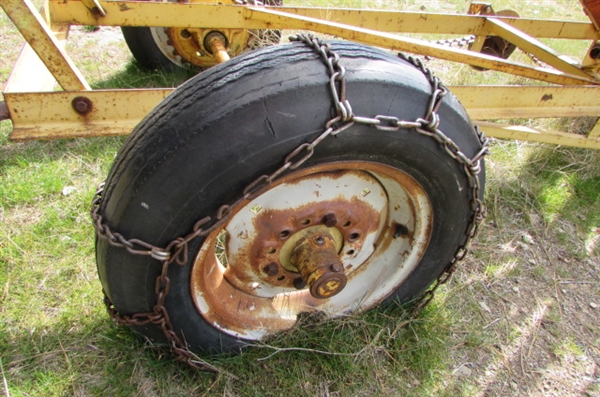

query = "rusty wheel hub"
(150, 27), (249, 68)
(289, 227), (348, 299)
(191, 162), (433, 339)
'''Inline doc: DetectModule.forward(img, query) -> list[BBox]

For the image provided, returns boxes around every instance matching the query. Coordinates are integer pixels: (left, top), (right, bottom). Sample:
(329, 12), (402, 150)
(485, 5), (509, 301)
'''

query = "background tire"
(96, 41), (486, 354)
(121, 0), (282, 72)
(121, 26), (184, 72)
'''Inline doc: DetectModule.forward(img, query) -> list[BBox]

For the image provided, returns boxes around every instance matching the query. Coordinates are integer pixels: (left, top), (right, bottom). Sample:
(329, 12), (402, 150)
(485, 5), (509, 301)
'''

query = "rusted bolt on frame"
(71, 96), (93, 115)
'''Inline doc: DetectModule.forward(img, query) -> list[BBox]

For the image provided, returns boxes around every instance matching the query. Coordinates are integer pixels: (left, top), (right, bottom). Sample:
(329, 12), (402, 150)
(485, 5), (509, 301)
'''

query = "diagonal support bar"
(1, 0), (90, 91)
(244, 7), (597, 86)
(475, 121), (600, 149)
(485, 18), (593, 79)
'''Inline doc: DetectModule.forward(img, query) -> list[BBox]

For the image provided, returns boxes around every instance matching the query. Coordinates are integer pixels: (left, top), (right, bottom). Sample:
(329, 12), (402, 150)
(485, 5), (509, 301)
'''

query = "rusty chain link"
(91, 34), (488, 369)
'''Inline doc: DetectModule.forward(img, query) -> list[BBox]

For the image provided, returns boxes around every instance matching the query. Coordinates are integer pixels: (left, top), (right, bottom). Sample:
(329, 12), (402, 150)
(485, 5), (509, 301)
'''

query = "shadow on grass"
(0, 315), (214, 397)
(0, 301), (460, 396)
(0, 132), (126, 166)
(91, 61), (195, 90)
(526, 144), (600, 233)
(486, 135), (600, 257)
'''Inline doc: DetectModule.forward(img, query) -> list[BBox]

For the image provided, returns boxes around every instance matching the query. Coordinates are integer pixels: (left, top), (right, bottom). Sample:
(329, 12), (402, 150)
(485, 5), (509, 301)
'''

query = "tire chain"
(90, 33), (489, 369)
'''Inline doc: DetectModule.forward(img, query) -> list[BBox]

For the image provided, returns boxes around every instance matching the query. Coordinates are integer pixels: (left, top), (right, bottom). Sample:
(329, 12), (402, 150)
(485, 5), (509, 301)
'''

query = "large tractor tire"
(94, 39), (487, 355)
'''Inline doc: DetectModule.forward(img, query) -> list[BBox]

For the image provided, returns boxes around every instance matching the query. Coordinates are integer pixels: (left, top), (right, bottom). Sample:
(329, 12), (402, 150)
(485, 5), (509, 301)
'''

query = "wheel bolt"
(262, 262), (279, 277)
(591, 44), (600, 60)
(322, 213), (337, 227)
(293, 277), (306, 290)
(290, 229), (347, 299)
(71, 96), (93, 115)
(330, 263), (343, 273)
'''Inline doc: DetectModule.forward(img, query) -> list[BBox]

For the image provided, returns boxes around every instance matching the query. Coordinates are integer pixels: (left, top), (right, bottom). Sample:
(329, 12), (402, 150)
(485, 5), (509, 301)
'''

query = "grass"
(1, 0), (600, 396)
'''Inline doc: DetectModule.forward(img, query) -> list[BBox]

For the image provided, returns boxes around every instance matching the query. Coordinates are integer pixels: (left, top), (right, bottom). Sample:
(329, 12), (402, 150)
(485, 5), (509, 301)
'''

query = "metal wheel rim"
(149, 27), (185, 67)
(149, 26), (250, 68)
(190, 161), (433, 339)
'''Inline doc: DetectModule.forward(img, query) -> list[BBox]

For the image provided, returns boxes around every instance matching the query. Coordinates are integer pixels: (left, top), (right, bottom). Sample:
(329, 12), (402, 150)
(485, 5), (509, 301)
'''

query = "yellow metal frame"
(2, 0), (600, 148)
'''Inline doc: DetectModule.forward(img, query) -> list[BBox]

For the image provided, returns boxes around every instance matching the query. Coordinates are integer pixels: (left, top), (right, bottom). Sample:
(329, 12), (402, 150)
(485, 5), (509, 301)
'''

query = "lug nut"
(315, 236), (325, 246)
(262, 262), (279, 277)
(393, 223), (409, 238)
(322, 213), (337, 227)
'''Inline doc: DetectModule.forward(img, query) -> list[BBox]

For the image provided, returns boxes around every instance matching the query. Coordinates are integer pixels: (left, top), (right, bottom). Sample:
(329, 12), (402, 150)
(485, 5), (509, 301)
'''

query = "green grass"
(2, 0), (600, 396)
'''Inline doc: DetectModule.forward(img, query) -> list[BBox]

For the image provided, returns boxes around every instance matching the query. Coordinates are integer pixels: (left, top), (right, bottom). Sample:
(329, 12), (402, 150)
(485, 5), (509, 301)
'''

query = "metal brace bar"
(47, 2), (599, 40)
(5, 87), (600, 148)
(244, 6), (597, 86)
(589, 120), (600, 138)
(1, 0), (90, 91)
(475, 121), (600, 149)
(486, 17), (593, 79)
(80, 0), (106, 17)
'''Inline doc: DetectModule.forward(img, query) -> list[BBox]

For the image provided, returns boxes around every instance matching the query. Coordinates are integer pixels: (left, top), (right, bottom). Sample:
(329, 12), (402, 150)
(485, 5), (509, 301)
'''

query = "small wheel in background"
(121, 0), (282, 72)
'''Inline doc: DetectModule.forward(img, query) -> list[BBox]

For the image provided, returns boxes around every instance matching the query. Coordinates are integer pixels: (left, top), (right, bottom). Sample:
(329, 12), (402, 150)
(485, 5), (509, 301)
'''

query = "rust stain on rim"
(190, 161), (432, 339)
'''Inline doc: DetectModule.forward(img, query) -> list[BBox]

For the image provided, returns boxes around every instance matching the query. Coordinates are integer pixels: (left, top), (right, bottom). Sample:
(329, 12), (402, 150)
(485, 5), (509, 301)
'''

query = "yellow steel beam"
(589, 120), (600, 138)
(6, 87), (600, 144)
(475, 121), (600, 149)
(4, 1), (69, 93)
(5, 89), (172, 140)
(245, 7), (597, 86)
(485, 18), (591, 79)
(48, 1), (598, 40)
(451, 86), (600, 119)
(286, 7), (599, 40)
(45, 1), (599, 85)
(49, 1), (249, 27)
(79, 0), (106, 17)
(1, 0), (90, 90)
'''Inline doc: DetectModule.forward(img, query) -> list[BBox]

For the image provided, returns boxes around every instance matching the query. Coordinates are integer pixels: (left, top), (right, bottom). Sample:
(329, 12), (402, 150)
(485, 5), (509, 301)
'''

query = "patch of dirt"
(445, 213), (600, 396)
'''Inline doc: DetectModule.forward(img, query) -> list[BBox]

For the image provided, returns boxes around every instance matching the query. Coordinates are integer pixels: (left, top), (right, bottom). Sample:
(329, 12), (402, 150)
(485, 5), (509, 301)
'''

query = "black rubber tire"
(121, 0), (282, 72)
(121, 26), (183, 72)
(96, 41), (485, 354)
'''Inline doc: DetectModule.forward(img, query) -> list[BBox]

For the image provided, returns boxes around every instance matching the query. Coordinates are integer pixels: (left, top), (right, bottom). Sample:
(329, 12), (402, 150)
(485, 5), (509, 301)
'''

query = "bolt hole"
(215, 229), (229, 268)
(394, 223), (410, 239)
(346, 249), (355, 256)
(301, 219), (311, 225)
(348, 232), (360, 242)
(277, 275), (285, 281)
(267, 248), (277, 254)
(180, 29), (192, 39)
(343, 221), (351, 227)
(279, 230), (292, 240)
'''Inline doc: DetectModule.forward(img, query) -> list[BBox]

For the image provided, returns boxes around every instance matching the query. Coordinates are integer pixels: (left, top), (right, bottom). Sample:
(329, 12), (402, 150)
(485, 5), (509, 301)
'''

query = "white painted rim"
(190, 161), (433, 340)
